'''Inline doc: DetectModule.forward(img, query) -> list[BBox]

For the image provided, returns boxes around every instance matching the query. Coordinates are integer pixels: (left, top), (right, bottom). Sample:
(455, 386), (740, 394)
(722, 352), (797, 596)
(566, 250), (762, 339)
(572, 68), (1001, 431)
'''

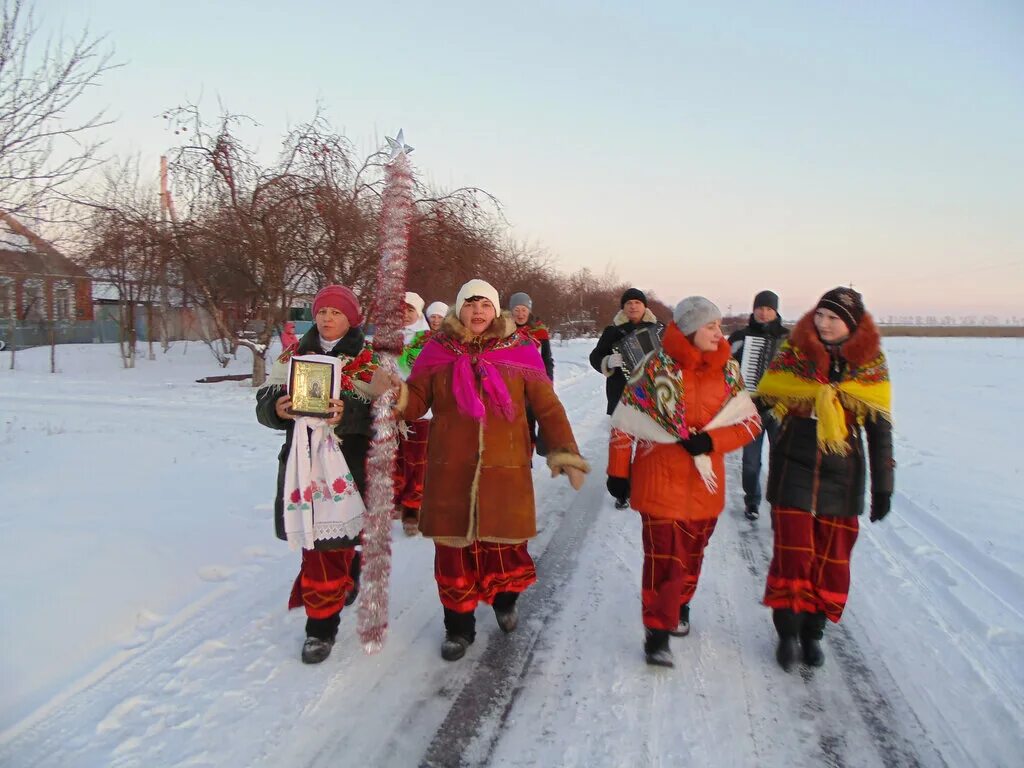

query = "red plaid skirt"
(434, 541), (537, 612)
(394, 418), (430, 518)
(763, 507), (859, 622)
(641, 515), (718, 631)
(287, 547), (357, 619)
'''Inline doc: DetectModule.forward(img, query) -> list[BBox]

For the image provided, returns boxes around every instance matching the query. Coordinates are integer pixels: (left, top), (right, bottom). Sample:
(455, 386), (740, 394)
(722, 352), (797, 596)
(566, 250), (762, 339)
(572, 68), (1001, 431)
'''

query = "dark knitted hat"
(753, 290), (779, 312)
(816, 287), (865, 331)
(620, 288), (647, 308)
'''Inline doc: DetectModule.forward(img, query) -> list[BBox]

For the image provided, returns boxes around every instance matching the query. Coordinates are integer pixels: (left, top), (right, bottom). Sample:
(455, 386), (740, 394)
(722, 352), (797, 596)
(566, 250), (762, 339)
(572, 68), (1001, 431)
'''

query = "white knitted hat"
(425, 301), (449, 318)
(404, 291), (425, 315)
(455, 279), (500, 313)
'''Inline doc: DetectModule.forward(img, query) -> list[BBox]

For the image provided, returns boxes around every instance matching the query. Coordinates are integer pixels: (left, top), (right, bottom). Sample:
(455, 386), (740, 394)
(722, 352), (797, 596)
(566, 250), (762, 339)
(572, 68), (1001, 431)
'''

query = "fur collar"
(662, 322), (732, 371)
(789, 310), (882, 371)
(296, 325), (366, 357)
(613, 308), (658, 326)
(440, 310), (517, 344)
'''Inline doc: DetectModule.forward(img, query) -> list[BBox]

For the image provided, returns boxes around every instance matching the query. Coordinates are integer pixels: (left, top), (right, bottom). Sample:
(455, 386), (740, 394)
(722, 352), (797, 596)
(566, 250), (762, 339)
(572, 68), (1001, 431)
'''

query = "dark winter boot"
(492, 591), (520, 633)
(345, 550), (361, 607)
(773, 609), (802, 672)
(744, 504), (760, 521)
(305, 612), (341, 645)
(441, 635), (471, 661)
(614, 497), (630, 510)
(800, 612), (827, 667)
(400, 506), (420, 537)
(644, 628), (674, 668)
(441, 608), (476, 661)
(669, 603), (690, 637)
(301, 636), (335, 664)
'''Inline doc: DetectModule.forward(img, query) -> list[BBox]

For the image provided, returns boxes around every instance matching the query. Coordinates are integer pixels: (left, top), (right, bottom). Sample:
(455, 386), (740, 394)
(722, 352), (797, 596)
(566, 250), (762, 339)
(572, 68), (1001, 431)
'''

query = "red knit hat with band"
(312, 285), (362, 326)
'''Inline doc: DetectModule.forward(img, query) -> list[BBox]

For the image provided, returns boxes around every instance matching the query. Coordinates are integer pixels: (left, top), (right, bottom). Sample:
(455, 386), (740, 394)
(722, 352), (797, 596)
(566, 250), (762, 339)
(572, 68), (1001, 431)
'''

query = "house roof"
(0, 213), (91, 280)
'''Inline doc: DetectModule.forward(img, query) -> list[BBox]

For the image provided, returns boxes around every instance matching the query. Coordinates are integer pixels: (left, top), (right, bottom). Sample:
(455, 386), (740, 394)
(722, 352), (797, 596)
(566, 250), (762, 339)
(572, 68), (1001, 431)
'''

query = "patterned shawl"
(756, 312), (891, 455)
(409, 331), (547, 422)
(397, 329), (432, 379)
(611, 325), (759, 492)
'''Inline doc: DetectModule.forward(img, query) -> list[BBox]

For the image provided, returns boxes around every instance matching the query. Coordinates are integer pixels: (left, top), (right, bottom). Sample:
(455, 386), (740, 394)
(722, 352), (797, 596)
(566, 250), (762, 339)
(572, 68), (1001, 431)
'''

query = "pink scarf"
(410, 334), (548, 422)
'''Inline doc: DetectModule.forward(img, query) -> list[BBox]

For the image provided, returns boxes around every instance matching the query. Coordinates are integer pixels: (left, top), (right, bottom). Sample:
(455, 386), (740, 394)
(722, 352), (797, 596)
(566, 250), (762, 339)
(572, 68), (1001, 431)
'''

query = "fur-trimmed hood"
(613, 307), (658, 326)
(441, 310), (517, 343)
(663, 321), (732, 371)
(790, 310), (882, 372)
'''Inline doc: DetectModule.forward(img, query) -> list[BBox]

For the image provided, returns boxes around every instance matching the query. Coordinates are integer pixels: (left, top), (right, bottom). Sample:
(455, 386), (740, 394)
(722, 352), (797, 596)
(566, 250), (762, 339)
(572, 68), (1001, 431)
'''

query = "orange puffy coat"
(608, 323), (760, 522)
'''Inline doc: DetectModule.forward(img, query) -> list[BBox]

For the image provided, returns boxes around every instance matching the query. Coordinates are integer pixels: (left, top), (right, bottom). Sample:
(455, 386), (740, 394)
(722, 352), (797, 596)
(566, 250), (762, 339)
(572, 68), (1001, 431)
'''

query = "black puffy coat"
(765, 313), (894, 518)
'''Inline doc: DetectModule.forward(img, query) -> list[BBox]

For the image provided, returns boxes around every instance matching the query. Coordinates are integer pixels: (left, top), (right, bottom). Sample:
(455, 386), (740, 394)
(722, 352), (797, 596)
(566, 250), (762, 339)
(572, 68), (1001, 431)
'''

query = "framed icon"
(288, 357), (337, 417)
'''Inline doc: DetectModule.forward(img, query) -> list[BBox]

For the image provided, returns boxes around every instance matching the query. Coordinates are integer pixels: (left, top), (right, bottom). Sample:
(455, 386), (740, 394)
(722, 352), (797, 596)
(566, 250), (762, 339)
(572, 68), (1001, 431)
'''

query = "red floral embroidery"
(302, 485), (315, 502)
(332, 477), (348, 494)
(290, 488), (301, 504)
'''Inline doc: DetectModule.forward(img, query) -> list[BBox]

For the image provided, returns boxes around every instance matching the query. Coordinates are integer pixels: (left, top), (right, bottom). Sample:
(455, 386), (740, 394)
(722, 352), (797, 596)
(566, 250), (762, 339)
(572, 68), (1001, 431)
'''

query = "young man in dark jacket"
(589, 288), (660, 415)
(728, 290), (789, 520)
(590, 288), (660, 509)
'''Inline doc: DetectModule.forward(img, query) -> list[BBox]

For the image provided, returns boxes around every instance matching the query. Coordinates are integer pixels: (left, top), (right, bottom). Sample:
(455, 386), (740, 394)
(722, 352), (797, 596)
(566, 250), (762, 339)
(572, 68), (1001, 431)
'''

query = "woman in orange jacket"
(608, 296), (761, 667)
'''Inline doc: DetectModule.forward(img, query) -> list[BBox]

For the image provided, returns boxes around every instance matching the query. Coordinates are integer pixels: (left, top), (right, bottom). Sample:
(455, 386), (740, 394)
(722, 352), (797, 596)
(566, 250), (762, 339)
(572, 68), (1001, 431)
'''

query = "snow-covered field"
(1, 337), (1021, 767)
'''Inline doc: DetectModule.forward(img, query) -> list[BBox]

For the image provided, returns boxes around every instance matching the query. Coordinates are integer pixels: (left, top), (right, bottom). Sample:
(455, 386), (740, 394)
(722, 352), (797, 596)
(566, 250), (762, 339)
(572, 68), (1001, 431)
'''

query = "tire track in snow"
(292, 354), (609, 768)
(418, 435), (609, 768)
(731, 475), (944, 768)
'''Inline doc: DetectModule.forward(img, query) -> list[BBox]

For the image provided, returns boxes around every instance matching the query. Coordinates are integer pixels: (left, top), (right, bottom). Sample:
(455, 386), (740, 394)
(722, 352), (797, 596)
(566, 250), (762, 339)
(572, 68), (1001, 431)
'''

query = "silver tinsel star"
(385, 129), (413, 161)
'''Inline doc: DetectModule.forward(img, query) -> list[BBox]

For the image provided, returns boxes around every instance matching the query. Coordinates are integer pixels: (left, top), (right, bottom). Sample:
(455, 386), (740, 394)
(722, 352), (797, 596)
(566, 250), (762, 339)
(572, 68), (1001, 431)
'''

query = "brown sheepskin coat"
(400, 313), (588, 546)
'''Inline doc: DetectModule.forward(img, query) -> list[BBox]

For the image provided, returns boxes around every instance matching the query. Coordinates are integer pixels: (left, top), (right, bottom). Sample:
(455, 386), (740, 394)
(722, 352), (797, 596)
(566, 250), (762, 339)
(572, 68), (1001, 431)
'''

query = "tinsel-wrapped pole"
(358, 130), (415, 653)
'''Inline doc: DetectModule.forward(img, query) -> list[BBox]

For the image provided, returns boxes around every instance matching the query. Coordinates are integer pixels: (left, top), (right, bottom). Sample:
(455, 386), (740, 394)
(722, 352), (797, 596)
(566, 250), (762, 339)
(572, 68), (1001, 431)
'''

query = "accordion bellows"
(739, 336), (770, 393)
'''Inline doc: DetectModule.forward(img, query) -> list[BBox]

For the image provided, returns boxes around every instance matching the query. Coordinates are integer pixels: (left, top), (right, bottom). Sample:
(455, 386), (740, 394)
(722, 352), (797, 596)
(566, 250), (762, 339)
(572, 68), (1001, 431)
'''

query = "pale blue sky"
(43, 0), (1024, 318)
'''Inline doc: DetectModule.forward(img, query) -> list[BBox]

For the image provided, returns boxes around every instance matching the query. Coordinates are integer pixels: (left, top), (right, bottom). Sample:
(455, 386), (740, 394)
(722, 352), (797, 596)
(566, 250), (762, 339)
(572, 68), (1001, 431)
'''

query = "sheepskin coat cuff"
(546, 449), (591, 475)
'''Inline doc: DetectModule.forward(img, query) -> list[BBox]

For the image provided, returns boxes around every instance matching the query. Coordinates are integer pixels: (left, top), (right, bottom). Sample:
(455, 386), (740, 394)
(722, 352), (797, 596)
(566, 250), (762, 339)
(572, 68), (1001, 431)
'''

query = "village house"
(0, 213), (94, 348)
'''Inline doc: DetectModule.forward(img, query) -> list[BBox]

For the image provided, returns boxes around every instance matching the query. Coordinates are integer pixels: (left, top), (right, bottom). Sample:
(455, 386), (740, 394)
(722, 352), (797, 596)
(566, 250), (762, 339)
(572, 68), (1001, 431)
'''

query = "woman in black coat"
(255, 285), (377, 664)
(756, 287), (894, 671)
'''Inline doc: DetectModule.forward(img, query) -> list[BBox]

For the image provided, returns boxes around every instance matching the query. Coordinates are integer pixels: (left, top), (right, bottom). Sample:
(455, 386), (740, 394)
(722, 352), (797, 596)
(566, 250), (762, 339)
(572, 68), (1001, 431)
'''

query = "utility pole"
(157, 156), (179, 354)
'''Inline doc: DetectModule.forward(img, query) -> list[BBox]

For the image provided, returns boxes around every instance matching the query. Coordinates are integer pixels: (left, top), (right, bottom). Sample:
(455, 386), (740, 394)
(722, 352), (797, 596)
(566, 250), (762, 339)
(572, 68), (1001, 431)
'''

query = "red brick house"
(1, 214), (93, 347)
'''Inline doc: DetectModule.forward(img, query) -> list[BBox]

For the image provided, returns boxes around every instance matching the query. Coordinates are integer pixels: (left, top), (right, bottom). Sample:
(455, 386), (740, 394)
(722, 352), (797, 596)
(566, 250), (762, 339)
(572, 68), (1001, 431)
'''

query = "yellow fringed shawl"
(756, 339), (891, 455)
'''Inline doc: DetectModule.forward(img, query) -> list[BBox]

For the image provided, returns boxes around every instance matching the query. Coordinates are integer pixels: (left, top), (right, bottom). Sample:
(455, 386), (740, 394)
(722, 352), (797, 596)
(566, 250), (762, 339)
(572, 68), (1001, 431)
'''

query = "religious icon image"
(288, 357), (336, 417)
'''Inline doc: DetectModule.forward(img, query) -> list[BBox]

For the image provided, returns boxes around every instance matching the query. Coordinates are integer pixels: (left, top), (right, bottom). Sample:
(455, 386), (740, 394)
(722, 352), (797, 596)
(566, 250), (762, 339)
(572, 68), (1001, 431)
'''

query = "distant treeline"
(877, 326), (1024, 338)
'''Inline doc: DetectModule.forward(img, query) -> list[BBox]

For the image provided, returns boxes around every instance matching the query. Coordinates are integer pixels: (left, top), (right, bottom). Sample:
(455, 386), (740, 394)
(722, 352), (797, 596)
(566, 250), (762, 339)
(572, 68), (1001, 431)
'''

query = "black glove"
(606, 476), (630, 502)
(677, 432), (713, 456)
(870, 492), (891, 523)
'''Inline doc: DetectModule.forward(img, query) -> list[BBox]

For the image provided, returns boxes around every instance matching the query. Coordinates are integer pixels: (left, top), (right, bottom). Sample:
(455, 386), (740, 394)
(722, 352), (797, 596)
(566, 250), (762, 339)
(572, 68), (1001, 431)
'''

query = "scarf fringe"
(762, 391), (892, 425)
(758, 349), (892, 454)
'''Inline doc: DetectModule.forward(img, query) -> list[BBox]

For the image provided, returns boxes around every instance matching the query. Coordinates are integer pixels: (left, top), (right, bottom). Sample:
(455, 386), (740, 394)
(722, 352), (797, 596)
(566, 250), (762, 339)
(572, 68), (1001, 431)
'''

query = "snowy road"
(1, 338), (1022, 767)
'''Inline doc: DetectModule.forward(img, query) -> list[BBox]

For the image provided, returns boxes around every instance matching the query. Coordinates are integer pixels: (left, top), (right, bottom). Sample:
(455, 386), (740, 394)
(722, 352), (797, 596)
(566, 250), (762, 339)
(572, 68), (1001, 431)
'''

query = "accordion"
(618, 325), (662, 381)
(739, 336), (771, 392)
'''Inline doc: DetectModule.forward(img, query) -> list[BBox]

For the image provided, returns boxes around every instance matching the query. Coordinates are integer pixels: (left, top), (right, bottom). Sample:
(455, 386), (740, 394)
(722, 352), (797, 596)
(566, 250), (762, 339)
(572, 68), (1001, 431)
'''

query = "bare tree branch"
(0, 0), (117, 223)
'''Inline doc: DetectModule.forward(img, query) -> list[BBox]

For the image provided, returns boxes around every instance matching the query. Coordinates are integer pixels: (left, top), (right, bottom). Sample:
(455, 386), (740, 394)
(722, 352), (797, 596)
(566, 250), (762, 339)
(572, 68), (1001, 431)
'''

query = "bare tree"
(77, 159), (164, 368)
(165, 106), (335, 385)
(0, 0), (115, 223)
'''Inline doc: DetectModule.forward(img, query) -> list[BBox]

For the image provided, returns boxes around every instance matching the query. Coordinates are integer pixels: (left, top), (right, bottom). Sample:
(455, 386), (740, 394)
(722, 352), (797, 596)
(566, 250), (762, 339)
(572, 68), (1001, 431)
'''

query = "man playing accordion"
(728, 290), (790, 520)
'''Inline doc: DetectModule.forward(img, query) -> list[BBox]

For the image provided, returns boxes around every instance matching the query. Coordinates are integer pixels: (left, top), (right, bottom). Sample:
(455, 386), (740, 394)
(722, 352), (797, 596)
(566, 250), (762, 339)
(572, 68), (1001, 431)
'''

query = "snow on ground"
(0, 336), (1022, 767)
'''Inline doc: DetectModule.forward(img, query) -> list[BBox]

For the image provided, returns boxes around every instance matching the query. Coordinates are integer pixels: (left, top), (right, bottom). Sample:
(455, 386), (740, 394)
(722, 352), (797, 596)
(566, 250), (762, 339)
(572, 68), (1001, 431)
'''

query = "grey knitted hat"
(673, 296), (722, 335)
(508, 292), (532, 311)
